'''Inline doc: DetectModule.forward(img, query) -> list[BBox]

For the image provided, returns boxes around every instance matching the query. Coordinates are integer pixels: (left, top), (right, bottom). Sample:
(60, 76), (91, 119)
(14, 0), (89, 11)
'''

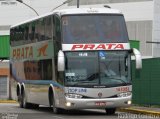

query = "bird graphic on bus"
(37, 44), (48, 57)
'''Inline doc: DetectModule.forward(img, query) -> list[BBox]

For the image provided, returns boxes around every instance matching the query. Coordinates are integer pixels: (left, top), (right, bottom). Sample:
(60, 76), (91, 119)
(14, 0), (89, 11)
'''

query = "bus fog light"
(66, 102), (71, 107)
(127, 100), (132, 105)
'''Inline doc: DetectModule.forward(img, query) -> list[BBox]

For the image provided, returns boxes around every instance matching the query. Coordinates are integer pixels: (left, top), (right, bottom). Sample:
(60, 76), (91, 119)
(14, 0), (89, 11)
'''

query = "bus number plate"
(95, 102), (106, 106)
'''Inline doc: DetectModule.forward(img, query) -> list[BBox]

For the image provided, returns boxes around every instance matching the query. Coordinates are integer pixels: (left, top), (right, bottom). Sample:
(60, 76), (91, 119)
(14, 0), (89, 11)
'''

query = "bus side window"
(24, 24), (29, 43)
(14, 28), (19, 46)
(10, 29), (14, 46)
(29, 22), (36, 42)
(53, 16), (56, 40)
(37, 18), (45, 41)
(35, 20), (40, 41)
(45, 16), (52, 40)
(19, 26), (24, 45)
(53, 16), (61, 56)
(55, 16), (61, 41)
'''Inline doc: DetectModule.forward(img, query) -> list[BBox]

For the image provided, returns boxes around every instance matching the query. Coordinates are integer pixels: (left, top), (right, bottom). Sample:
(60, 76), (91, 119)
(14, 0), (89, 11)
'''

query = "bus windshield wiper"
(107, 77), (128, 85)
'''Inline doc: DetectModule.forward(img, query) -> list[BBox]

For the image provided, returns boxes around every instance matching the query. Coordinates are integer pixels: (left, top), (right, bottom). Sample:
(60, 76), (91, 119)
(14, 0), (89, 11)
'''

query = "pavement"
(0, 100), (160, 116)
(118, 106), (160, 116)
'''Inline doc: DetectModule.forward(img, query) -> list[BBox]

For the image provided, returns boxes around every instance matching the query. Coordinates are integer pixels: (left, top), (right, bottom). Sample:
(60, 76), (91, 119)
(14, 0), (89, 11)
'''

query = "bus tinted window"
(24, 24), (29, 43)
(28, 22), (36, 42)
(53, 16), (56, 40)
(12, 26), (24, 46)
(62, 15), (129, 44)
(24, 59), (52, 80)
(36, 18), (45, 41)
(55, 16), (61, 41)
(45, 16), (52, 40)
(10, 29), (14, 46)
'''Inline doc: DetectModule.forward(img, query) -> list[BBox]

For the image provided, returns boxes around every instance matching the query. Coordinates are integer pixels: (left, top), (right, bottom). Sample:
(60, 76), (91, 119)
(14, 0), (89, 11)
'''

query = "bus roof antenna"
(104, 5), (111, 8)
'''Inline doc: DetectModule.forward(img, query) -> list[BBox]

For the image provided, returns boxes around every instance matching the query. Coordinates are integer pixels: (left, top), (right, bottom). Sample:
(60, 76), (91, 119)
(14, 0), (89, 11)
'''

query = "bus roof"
(11, 7), (122, 28)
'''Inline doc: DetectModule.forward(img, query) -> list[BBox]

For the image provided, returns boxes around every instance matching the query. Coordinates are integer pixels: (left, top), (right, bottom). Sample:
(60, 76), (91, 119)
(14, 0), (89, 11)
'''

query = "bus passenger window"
(37, 19), (45, 41)
(10, 29), (14, 46)
(53, 16), (56, 40)
(35, 20), (40, 41)
(24, 25), (29, 43)
(29, 22), (36, 42)
(45, 16), (52, 40)
(19, 26), (24, 45)
(55, 16), (61, 41)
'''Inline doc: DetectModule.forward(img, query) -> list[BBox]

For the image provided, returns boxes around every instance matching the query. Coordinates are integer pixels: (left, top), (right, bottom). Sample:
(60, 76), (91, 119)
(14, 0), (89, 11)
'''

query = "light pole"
(16, 0), (39, 16)
(51, 0), (72, 11)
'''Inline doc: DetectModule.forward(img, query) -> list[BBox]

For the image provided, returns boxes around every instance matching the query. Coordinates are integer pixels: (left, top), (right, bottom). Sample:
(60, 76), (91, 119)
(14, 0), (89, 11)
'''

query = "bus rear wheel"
(105, 108), (116, 115)
(19, 92), (30, 108)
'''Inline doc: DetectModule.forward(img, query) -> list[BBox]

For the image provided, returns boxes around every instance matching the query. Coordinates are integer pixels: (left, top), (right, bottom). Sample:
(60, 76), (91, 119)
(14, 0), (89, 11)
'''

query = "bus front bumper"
(64, 96), (132, 109)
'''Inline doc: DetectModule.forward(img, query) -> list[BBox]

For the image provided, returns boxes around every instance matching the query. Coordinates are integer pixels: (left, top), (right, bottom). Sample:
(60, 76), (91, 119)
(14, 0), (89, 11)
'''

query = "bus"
(10, 7), (142, 115)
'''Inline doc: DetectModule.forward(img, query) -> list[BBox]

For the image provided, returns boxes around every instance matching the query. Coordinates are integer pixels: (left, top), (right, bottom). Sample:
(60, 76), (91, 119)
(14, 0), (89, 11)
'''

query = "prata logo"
(62, 43), (130, 51)
(37, 44), (48, 57)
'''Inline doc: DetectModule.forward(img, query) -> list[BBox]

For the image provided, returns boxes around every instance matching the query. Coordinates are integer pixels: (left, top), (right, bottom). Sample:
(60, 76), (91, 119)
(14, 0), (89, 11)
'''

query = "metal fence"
(132, 58), (160, 106)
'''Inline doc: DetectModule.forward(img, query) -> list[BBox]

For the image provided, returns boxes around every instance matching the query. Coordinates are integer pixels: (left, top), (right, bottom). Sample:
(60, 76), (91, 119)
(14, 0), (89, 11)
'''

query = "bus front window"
(65, 52), (99, 86)
(99, 51), (131, 86)
(62, 15), (128, 44)
(64, 51), (131, 87)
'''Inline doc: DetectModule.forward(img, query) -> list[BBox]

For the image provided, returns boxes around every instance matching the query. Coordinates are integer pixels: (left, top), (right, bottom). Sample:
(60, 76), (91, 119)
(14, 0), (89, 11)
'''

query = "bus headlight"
(117, 92), (132, 97)
(66, 93), (83, 99)
(66, 102), (72, 107)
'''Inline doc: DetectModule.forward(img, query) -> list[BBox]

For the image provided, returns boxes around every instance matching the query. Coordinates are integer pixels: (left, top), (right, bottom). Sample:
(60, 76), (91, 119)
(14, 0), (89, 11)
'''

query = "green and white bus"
(10, 7), (142, 114)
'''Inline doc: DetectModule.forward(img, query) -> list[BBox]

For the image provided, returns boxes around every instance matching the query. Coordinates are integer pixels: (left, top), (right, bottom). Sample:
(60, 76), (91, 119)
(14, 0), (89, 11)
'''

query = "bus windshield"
(65, 51), (131, 87)
(62, 15), (129, 44)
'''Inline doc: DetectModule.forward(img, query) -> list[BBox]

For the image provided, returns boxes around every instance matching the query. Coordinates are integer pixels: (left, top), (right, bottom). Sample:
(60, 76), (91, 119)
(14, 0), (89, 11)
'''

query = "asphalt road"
(0, 103), (154, 119)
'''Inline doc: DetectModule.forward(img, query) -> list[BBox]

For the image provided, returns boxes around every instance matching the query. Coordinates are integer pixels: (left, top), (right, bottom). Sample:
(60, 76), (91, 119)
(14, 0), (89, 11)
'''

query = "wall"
(126, 21), (152, 56)
(0, 35), (10, 59)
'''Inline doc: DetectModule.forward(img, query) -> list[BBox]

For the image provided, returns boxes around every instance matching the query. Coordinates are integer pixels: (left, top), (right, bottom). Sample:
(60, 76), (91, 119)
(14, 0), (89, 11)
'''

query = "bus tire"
(20, 91), (30, 108)
(52, 95), (62, 114)
(105, 108), (116, 115)
(19, 95), (23, 108)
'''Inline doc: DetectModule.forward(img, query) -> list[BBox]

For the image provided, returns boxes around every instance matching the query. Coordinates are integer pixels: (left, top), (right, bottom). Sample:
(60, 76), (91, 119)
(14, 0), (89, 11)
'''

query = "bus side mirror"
(131, 48), (142, 69)
(58, 50), (65, 71)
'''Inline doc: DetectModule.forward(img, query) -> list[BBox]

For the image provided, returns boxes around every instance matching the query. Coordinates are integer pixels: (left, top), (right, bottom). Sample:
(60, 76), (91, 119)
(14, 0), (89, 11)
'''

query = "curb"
(118, 108), (160, 116)
(0, 100), (18, 103)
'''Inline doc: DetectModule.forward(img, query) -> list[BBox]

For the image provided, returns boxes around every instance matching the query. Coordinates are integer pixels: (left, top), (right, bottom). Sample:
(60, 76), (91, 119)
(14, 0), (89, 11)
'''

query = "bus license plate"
(95, 102), (106, 106)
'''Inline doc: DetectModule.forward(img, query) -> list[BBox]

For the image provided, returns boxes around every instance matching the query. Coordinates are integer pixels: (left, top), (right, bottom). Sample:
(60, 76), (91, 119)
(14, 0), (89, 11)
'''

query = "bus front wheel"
(105, 108), (116, 115)
(52, 95), (62, 114)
